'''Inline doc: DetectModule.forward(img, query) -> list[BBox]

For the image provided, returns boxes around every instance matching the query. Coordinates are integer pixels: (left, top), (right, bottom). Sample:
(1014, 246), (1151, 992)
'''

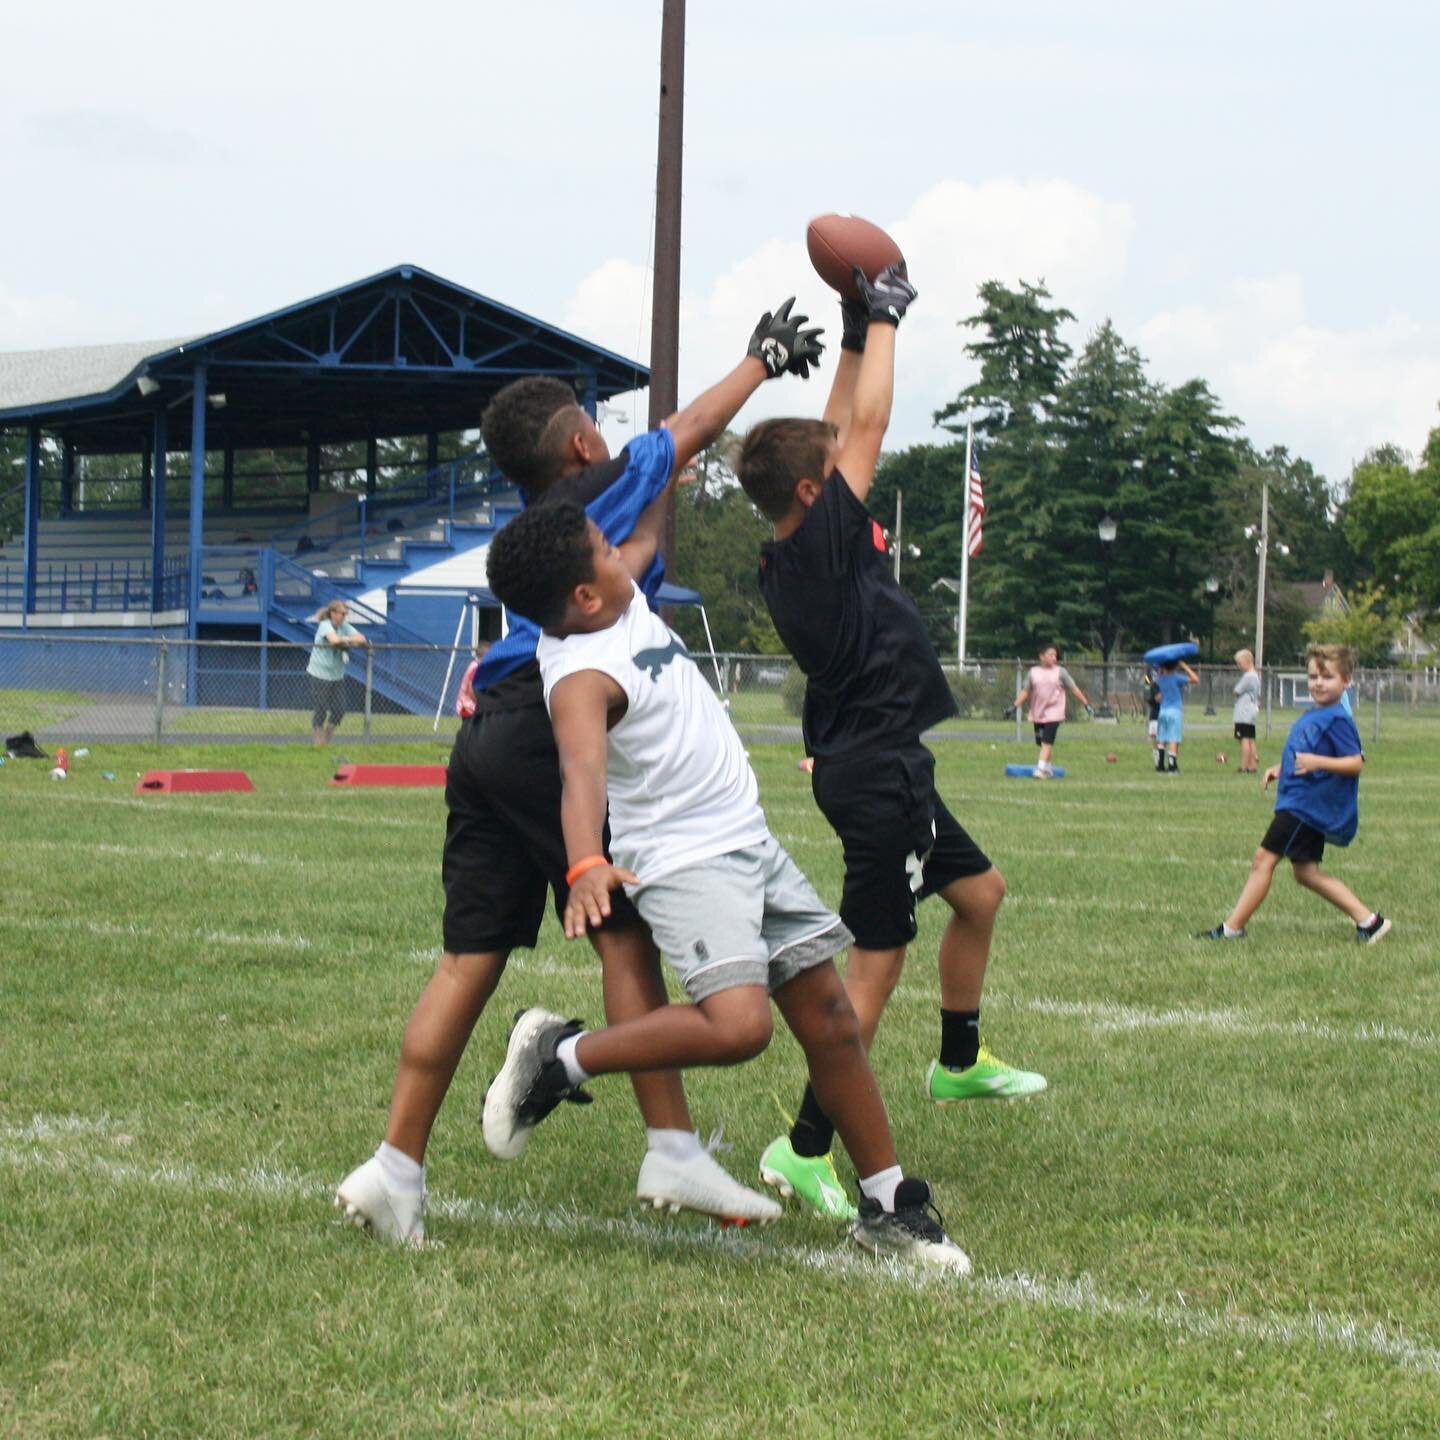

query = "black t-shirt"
(758, 471), (957, 757)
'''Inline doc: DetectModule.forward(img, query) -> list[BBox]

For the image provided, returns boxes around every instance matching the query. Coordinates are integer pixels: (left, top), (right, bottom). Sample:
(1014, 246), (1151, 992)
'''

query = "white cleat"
(637, 1148), (782, 1226)
(334, 1156), (426, 1248)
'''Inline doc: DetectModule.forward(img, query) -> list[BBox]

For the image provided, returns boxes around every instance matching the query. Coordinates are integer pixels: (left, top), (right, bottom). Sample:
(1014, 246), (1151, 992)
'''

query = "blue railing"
(0, 555), (189, 613)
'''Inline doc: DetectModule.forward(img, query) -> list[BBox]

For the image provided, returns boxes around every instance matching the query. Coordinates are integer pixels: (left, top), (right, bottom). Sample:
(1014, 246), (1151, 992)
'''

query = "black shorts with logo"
(441, 694), (640, 953)
(1260, 809), (1325, 865)
(1233, 722), (1257, 740)
(1033, 721), (1060, 746)
(810, 741), (992, 951)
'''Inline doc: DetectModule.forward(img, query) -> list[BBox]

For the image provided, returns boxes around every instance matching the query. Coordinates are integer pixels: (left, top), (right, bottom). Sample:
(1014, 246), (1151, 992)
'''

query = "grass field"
(2, 721), (1438, 1437)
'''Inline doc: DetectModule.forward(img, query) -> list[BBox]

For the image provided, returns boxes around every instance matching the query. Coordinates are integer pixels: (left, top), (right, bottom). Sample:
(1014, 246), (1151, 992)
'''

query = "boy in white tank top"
(480, 495), (971, 1272)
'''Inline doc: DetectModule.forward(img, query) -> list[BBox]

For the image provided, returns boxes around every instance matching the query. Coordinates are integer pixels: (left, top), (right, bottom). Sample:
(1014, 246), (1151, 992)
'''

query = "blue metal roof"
(0, 264), (649, 452)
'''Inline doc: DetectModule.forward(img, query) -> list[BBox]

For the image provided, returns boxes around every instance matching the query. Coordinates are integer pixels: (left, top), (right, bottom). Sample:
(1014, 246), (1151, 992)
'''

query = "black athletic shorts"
(1260, 809), (1325, 865)
(1233, 722), (1257, 740)
(810, 741), (992, 951)
(1033, 721), (1060, 746)
(441, 700), (641, 953)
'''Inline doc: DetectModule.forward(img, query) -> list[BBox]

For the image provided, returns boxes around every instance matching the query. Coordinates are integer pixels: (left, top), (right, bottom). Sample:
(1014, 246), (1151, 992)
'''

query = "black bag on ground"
(5, 731), (47, 759)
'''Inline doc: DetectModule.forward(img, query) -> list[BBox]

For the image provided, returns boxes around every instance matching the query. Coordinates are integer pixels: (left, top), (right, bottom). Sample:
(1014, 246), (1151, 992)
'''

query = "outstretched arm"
(549, 670), (638, 938)
(663, 299), (826, 476)
(834, 264), (917, 506)
(822, 297), (868, 436)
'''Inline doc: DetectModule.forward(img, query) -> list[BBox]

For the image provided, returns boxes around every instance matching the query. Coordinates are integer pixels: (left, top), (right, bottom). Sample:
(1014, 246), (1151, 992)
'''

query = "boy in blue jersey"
(1196, 644), (1390, 944)
(1155, 657), (1200, 773)
(336, 300), (825, 1244)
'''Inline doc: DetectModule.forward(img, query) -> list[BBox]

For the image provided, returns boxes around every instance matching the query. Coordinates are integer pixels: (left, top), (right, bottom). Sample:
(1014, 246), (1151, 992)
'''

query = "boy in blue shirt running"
(1196, 644), (1390, 945)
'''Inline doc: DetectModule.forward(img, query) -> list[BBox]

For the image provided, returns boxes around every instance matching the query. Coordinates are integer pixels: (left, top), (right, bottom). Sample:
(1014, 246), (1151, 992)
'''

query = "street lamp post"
(1203, 574), (1220, 714)
(933, 578), (962, 674)
(1096, 514), (1117, 718)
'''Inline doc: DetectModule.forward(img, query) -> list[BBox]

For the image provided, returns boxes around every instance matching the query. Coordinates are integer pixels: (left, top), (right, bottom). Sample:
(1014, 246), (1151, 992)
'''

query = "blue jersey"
(476, 428), (676, 689)
(1155, 671), (1189, 711)
(1275, 702), (1363, 845)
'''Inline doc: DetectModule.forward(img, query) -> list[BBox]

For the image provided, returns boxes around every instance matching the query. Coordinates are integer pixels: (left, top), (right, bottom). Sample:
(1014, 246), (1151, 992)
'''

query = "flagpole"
(958, 422), (973, 666)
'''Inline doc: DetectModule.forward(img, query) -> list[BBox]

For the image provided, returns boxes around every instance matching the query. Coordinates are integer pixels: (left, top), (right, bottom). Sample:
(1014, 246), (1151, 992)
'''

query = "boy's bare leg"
(1227, 848), (1281, 931)
(385, 949), (508, 1161)
(842, 945), (907, 1051)
(1038, 741), (1056, 768)
(574, 985), (773, 1075)
(1290, 862), (1371, 923)
(936, 867), (1007, 1010)
(772, 963), (896, 1178)
(592, 924), (692, 1131)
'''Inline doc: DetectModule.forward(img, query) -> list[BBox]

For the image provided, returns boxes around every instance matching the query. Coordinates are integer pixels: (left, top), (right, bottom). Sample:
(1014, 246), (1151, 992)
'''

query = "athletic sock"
(1222, 922), (1244, 938)
(939, 1008), (981, 1070)
(556, 1034), (591, 1088)
(646, 1128), (703, 1161)
(375, 1141), (424, 1193)
(788, 1084), (835, 1158)
(859, 1165), (904, 1213)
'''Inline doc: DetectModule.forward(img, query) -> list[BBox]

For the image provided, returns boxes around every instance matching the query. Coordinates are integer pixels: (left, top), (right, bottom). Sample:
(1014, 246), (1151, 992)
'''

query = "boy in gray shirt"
(1232, 649), (1261, 773)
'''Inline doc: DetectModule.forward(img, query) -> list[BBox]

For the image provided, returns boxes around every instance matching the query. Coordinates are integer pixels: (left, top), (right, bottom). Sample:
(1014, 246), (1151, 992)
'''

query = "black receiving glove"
(1003, 704), (1017, 720)
(840, 296), (869, 353)
(854, 262), (917, 327)
(748, 297), (826, 379)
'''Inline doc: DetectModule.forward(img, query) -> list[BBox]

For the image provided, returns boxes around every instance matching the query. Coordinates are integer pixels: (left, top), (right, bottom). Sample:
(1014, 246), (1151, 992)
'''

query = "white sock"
(556, 1033), (591, 1087)
(1360, 912), (1378, 929)
(646, 1128), (704, 1161)
(859, 1165), (904, 1212)
(375, 1141), (424, 1193)
(1222, 922), (1244, 938)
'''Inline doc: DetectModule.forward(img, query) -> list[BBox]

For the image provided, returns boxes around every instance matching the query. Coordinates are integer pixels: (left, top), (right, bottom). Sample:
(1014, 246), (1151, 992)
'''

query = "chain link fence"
(3, 633), (1437, 749)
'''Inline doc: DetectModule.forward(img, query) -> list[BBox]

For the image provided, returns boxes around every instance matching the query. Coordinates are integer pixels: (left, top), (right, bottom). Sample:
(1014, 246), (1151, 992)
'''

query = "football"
(1105, 753), (1118, 763)
(806, 214), (904, 300)
(1216, 752), (1228, 764)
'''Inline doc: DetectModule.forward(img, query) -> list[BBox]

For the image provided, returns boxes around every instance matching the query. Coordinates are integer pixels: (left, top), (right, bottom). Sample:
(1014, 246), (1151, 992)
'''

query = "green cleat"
(758, 1136), (857, 1220)
(926, 1046), (1048, 1102)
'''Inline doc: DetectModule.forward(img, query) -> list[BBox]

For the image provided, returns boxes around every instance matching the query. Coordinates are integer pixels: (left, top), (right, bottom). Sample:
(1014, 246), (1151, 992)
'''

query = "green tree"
(1303, 583), (1402, 665)
(1340, 436), (1440, 611)
(670, 431), (782, 654)
(934, 280), (1074, 653)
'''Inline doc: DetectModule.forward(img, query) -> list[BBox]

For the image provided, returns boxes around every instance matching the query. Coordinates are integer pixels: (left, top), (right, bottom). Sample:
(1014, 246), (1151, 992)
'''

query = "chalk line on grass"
(2, 1125), (1437, 1376)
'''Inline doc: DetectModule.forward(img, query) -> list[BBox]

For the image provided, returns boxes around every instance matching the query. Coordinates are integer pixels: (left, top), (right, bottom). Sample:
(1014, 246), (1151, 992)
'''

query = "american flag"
(965, 443), (985, 558)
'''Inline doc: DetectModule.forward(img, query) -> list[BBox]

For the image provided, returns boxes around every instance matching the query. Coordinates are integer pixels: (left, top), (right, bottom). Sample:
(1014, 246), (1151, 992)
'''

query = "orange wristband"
(565, 854), (608, 886)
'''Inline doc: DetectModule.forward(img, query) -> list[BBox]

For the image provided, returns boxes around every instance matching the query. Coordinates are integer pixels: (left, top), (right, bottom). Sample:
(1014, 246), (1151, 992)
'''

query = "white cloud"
(569, 177), (1137, 450)
(1141, 279), (1440, 481)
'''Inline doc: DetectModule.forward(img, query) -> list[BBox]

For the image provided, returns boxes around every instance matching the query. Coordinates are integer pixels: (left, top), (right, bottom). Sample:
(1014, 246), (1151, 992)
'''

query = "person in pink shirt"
(1011, 645), (1091, 779)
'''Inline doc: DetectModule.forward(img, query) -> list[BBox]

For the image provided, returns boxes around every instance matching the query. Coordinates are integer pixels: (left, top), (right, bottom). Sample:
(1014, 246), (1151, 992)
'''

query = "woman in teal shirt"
(307, 600), (368, 745)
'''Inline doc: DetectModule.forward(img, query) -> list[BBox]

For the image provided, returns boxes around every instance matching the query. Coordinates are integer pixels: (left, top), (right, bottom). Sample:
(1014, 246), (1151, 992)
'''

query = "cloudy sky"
(3, 1), (1436, 486)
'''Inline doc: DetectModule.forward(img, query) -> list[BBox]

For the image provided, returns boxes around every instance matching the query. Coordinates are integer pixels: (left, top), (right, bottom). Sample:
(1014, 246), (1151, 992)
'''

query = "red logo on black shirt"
(870, 520), (887, 553)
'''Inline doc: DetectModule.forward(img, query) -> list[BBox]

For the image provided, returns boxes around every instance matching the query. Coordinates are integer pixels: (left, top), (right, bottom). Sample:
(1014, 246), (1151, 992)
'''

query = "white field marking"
(22, 836), (432, 875)
(3, 1132), (1439, 1377)
(4, 790), (440, 830)
(0, 911), (315, 955)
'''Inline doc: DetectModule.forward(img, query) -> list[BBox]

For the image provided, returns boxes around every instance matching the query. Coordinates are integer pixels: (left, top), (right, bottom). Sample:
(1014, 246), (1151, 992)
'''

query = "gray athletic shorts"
(633, 835), (853, 1003)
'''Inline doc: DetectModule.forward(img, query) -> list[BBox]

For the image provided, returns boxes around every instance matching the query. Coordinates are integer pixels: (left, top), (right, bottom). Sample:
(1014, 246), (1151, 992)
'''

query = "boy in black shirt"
(734, 265), (1046, 1219)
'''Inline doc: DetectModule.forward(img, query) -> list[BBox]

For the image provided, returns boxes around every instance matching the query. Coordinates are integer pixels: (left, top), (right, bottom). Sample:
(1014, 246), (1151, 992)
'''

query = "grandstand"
(0, 265), (648, 714)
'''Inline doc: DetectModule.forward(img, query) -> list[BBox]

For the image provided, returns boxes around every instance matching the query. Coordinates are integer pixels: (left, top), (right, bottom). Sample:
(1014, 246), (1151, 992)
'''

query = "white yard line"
(4, 790), (440, 830)
(20, 836), (432, 874)
(2, 1127), (1437, 1376)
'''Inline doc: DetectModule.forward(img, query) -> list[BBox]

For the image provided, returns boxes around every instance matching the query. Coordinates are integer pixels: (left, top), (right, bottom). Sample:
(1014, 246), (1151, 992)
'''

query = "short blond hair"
(1305, 642), (1354, 681)
(1234, 648), (1254, 667)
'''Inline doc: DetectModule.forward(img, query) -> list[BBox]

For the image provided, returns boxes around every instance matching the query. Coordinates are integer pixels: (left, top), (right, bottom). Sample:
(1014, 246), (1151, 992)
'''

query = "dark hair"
(485, 501), (594, 629)
(481, 377), (584, 492)
(732, 418), (837, 522)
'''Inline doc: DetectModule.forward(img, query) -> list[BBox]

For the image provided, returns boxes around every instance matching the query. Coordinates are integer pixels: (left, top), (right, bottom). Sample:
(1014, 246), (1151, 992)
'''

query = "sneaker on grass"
(334, 1156), (425, 1247)
(925, 1047), (1047, 1103)
(1356, 914), (1392, 945)
(482, 1007), (592, 1160)
(638, 1148), (781, 1224)
(850, 1178), (971, 1274)
(758, 1135), (857, 1221)
(1195, 925), (1245, 941)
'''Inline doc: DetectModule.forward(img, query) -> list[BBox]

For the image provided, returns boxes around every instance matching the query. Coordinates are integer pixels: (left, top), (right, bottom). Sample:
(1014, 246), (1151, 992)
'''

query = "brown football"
(806, 213), (904, 301)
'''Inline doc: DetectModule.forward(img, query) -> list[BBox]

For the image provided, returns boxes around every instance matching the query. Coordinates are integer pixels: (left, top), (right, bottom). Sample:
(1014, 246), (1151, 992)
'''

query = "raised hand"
(840, 296), (869, 353)
(748, 297), (826, 380)
(854, 262), (918, 327)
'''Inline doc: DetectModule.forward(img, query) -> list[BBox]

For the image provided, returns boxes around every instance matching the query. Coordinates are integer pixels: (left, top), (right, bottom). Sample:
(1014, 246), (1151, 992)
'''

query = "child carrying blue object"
(1154, 657), (1200, 773)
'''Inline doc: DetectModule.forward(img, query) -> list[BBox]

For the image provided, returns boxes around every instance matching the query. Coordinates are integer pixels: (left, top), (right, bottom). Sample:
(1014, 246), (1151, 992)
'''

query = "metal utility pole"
(1254, 481), (1269, 672)
(649, 0), (685, 576)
